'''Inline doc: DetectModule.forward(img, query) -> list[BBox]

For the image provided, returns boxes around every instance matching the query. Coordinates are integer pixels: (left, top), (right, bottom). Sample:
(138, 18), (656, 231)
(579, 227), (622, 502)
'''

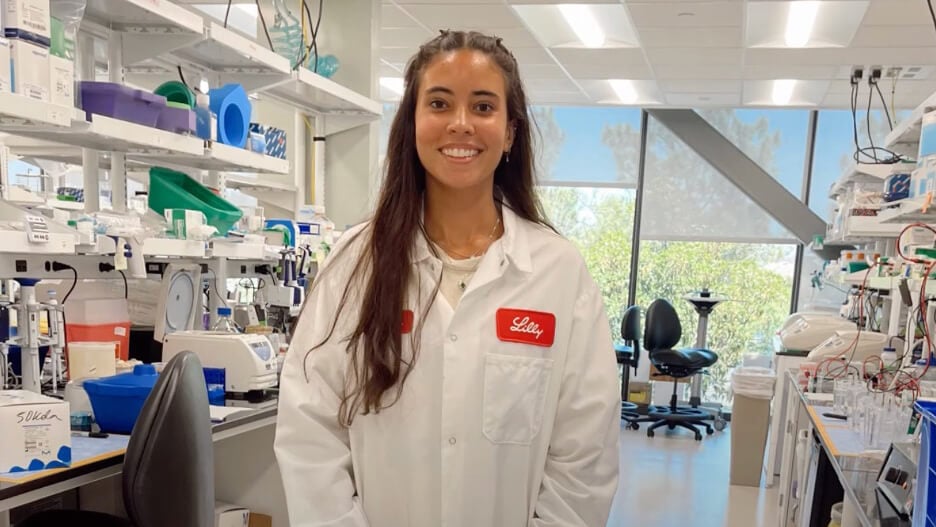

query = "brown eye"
(429, 99), (447, 110)
(476, 102), (494, 113)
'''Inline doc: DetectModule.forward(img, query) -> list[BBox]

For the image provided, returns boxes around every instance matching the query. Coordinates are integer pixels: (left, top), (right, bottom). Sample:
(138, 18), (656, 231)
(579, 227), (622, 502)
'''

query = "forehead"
(419, 49), (506, 96)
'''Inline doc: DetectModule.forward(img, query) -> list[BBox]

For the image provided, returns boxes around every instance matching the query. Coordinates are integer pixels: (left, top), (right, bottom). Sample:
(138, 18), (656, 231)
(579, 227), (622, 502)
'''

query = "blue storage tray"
(914, 400), (936, 527)
(83, 364), (159, 434)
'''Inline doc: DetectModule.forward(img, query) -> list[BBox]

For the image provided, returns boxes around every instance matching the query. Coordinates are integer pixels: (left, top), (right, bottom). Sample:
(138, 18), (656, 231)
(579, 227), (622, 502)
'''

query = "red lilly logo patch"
(496, 308), (556, 347)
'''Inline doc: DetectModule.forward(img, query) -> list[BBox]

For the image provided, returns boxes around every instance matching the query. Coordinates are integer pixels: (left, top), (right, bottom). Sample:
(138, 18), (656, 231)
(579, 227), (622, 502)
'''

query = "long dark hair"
(309, 30), (553, 426)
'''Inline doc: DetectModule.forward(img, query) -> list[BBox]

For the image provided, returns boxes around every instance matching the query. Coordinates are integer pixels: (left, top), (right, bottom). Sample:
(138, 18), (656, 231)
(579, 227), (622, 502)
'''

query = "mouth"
(440, 147), (481, 162)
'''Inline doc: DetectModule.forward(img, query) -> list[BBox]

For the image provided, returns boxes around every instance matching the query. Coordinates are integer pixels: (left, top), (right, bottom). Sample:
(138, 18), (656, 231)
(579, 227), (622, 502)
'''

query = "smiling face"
(415, 49), (514, 194)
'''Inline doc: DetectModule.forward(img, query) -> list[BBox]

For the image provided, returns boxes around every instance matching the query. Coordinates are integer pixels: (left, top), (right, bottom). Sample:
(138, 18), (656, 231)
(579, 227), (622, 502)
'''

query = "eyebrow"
(425, 86), (501, 99)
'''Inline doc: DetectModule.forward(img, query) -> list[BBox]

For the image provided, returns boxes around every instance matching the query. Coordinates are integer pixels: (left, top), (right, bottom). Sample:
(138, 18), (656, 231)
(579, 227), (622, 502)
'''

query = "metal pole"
(790, 110), (819, 313)
(626, 110), (649, 308)
(78, 33), (99, 212)
(108, 33), (127, 212)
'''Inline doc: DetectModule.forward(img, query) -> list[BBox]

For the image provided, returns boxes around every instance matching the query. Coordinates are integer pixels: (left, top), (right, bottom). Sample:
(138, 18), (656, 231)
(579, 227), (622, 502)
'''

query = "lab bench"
(0, 400), (283, 527)
(777, 370), (916, 527)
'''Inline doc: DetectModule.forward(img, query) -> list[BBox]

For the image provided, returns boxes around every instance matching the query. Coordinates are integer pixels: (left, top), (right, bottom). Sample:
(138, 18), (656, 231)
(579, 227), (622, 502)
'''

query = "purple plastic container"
(156, 105), (196, 134)
(79, 82), (166, 127)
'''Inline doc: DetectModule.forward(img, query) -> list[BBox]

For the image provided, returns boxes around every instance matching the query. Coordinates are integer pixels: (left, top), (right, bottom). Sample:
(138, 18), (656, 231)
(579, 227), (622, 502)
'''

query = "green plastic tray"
(148, 167), (242, 235)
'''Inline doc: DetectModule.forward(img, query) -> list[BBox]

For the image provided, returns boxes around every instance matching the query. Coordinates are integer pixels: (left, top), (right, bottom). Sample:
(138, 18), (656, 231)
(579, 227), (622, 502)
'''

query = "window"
(639, 115), (799, 404)
(700, 108), (810, 197)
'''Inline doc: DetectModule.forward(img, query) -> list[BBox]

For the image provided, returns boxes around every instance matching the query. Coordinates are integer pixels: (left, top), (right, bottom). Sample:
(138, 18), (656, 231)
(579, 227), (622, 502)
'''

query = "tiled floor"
(607, 421), (778, 527)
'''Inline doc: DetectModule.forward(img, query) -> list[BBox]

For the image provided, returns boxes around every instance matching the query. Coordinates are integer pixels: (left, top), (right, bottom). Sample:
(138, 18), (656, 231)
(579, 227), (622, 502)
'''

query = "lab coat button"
(450, 334), (457, 342)
(448, 437), (457, 445)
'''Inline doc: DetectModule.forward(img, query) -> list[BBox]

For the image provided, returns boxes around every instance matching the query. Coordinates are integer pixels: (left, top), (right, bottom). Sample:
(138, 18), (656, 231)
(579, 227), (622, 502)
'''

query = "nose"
(446, 105), (474, 135)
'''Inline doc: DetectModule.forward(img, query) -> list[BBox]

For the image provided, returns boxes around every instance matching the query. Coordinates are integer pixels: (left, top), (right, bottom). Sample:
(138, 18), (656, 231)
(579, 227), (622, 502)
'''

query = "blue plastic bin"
(78, 82), (167, 128)
(83, 364), (159, 434)
(914, 400), (936, 526)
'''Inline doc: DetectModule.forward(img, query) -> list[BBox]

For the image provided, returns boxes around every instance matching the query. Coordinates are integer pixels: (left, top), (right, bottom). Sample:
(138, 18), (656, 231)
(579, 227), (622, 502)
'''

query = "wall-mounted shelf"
(877, 195), (935, 224)
(265, 68), (382, 135)
(0, 231), (75, 254)
(142, 238), (206, 258)
(0, 93), (76, 130)
(225, 174), (296, 192)
(885, 91), (936, 159)
(828, 163), (897, 199)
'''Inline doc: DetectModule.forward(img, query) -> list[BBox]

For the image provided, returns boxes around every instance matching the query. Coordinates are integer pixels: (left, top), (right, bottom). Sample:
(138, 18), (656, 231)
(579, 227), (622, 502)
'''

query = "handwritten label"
(496, 308), (556, 347)
(16, 409), (63, 424)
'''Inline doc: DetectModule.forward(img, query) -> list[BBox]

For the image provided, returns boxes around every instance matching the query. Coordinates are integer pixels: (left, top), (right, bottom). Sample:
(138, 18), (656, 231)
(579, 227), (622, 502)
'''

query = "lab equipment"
(161, 331), (277, 393)
(5, 0), (52, 43)
(876, 443), (917, 527)
(21, 351), (216, 527)
(250, 123), (287, 159)
(806, 330), (887, 363)
(78, 81), (166, 127)
(10, 39), (49, 101)
(270, 0), (302, 67)
(212, 307), (239, 333)
(64, 297), (130, 363)
(195, 91), (216, 141)
(153, 263), (202, 345)
(683, 289), (728, 428)
(778, 313), (856, 351)
(67, 341), (117, 380)
(209, 83), (251, 148)
(153, 80), (195, 108)
(920, 110), (936, 159)
(148, 167), (243, 235)
(83, 363), (159, 434)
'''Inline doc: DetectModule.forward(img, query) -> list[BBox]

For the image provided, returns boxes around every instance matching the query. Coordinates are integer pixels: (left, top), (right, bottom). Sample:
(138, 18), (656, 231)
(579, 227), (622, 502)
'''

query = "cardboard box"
(0, 390), (70, 473)
(2, 0), (50, 44)
(215, 501), (249, 527)
(10, 38), (48, 101)
(248, 513), (272, 527)
(49, 53), (72, 107)
(627, 381), (651, 404)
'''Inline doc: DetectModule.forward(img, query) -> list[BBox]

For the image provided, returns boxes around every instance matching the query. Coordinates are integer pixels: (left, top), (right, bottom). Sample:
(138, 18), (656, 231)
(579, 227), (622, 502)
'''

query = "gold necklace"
(431, 216), (501, 260)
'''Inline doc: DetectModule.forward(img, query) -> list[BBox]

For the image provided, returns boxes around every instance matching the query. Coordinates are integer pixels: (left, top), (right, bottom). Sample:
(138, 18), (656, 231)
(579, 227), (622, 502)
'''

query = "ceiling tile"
(380, 27), (434, 48)
(523, 77), (580, 92)
(665, 92), (742, 107)
(644, 47), (742, 66)
(638, 26), (742, 47)
(526, 91), (591, 105)
(743, 64), (839, 80)
(579, 79), (663, 105)
(743, 80), (831, 106)
(380, 47), (418, 63)
(659, 80), (742, 93)
(862, 0), (932, 25)
(551, 48), (647, 66)
(745, 1), (869, 48)
(746, 48), (936, 67)
(626, 2), (743, 28)
(399, 4), (521, 29)
(552, 48), (650, 78)
(382, 4), (420, 27)
(380, 62), (405, 77)
(510, 46), (556, 64)
(486, 27), (541, 47)
(520, 63), (567, 79)
(653, 64), (744, 80)
(850, 25), (936, 47)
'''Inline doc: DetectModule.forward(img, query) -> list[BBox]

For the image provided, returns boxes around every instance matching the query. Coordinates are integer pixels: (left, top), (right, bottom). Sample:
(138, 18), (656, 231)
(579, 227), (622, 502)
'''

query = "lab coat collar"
(411, 202), (532, 274)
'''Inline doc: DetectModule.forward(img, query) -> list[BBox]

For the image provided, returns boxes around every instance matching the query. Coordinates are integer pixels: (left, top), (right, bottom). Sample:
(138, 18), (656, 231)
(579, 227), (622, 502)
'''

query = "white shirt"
(433, 245), (482, 309)
(275, 206), (620, 527)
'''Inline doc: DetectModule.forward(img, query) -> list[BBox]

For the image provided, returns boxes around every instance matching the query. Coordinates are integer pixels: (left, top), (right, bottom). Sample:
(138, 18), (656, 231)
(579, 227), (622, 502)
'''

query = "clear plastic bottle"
(212, 307), (240, 333)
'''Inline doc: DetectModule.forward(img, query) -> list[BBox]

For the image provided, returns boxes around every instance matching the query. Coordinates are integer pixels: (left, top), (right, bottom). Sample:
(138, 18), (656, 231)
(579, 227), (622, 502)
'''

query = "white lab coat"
(275, 206), (620, 527)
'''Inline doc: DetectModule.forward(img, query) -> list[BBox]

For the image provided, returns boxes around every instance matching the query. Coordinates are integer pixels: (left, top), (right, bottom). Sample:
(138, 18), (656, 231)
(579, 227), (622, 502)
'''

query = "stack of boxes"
(4, 0), (51, 101)
(1, 0), (74, 105)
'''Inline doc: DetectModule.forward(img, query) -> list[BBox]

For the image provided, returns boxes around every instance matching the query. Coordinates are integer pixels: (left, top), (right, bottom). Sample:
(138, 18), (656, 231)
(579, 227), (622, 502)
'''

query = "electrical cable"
(873, 79), (893, 131)
(253, 0), (274, 51)
(867, 83), (879, 162)
(118, 270), (128, 299)
(62, 266), (78, 304)
(224, 0), (233, 28)
(927, 0), (936, 37)
(177, 66), (187, 89)
(204, 269), (229, 308)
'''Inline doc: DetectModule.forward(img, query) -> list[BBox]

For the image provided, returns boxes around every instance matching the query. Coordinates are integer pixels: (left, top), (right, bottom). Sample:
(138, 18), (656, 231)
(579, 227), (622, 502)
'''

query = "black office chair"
(21, 351), (215, 527)
(614, 305), (652, 430)
(644, 299), (719, 441)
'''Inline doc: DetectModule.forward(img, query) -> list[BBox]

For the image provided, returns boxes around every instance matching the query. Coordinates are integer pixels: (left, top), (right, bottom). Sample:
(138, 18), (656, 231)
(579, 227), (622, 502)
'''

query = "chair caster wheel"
(714, 417), (727, 431)
(706, 427), (714, 435)
(647, 430), (655, 438)
(694, 433), (702, 441)
(667, 423), (675, 430)
(629, 422), (640, 431)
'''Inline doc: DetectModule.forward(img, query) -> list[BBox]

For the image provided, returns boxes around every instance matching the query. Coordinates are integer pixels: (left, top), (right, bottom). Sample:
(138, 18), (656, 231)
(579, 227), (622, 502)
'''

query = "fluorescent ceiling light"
(785, 1), (820, 47)
(772, 79), (796, 105)
(380, 77), (405, 95)
(608, 79), (637, 104)
(558, 4), (605, 48)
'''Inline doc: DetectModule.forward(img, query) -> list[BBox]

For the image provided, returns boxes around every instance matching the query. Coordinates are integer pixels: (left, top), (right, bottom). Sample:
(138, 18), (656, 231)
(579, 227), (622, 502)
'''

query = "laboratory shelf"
(83, 0), (203, 35)
(0, 93), (76, 129)
(885, 91), (936, 159)
(142, 238), (206, 258)
(0, 231), (75, 255)
(877, 195), (936, 224)
(225, 174), (296, 192)
(265, 68), (382, 135)
(828, 163), (896, 199)
(209, 240), (273, 259)
(828, 215), (905, 242)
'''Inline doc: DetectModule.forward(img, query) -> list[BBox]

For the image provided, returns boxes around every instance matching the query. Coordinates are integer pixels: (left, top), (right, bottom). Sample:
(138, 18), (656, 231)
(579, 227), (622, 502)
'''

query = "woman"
(275, 30), (620, 527)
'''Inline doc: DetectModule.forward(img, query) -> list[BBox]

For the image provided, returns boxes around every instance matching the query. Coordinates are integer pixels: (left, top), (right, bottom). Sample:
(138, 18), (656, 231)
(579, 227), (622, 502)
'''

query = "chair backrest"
(123, 351), (214, 527)
(643, 299), (682, 352)
(620, 305), (641, 368)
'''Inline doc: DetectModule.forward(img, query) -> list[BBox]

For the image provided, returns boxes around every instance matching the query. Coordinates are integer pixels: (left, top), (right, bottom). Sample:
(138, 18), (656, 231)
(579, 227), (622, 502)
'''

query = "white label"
(25, 214), (49, 244)
(114, 327), (127, 337)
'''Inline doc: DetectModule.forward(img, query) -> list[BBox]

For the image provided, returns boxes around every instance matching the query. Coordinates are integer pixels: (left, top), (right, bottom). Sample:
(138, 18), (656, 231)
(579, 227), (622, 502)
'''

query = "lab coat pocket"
(482, 353), (554, 445)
